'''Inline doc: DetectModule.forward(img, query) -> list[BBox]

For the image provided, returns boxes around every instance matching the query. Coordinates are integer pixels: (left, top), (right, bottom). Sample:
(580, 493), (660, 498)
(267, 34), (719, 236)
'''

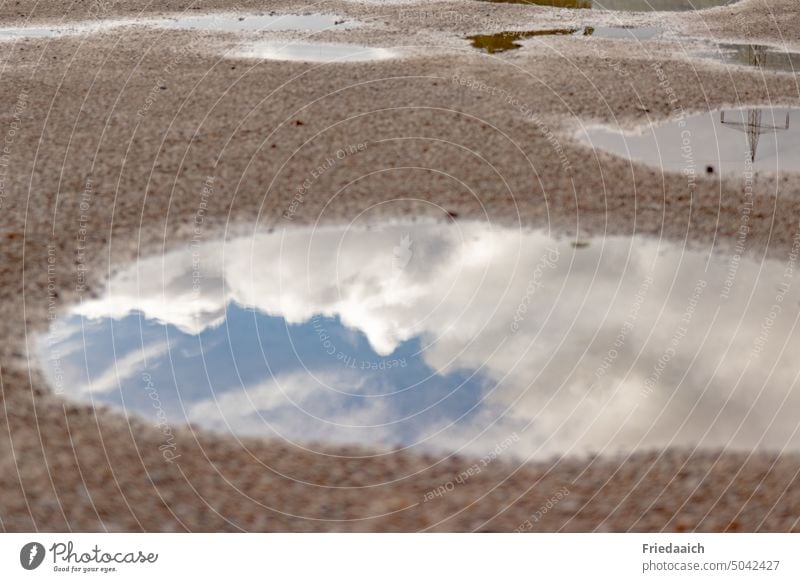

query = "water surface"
(0, 19), (152, 40)
(40, 221), (800, 459)
(585, 25), (660, 39)
(468, 29), (579, 53)
(226, 42), (396, 62)
(152, 13), (359, 33)
(468, 26), (659, 52)
(581, 107), (800, 176)
(701, 43), (800, 73)
(478, 0), (733, 11)
(0, 13), (357, 41)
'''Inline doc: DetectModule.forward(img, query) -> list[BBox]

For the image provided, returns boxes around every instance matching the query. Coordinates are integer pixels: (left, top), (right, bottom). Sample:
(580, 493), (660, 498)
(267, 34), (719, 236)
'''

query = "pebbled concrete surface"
(0, 0), (799, 531)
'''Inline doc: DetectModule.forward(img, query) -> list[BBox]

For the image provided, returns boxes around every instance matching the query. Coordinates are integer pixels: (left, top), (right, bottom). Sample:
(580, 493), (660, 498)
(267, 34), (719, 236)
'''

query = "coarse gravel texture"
(1, 0), (799, 531)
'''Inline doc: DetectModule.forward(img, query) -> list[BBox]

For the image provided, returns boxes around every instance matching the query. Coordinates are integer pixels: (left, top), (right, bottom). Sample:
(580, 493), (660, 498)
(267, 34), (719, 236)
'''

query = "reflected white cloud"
(226, 42), (397, 63)
(41, 221), (800, 459)
(187, 370), (399, 445)
(82, 341), (171, 395)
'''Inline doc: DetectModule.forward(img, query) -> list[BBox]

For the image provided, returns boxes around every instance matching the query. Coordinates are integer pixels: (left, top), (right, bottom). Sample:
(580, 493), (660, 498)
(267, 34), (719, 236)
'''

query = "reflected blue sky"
(39, 222), (800, 459)
(48, 308), (496, 451)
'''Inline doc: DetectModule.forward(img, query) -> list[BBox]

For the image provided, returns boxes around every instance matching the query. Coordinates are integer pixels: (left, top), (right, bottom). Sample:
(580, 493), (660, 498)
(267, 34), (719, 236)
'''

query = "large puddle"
(40, 221), (800, 460)
(479, 0), (733, 11)
(581, 107), (800, 177)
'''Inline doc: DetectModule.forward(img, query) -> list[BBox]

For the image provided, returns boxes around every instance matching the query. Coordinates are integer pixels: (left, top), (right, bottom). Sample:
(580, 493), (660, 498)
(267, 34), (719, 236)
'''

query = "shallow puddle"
(478, 0), (733, 11)
(0, 13), (357, 42)
(584, 25), (661, 39)
(581, 107), (800, 177)
(226, 42), (396, 62)
(40, 221), (800, 459)
(152, 13), (359, 33)
(479, 0), (592, 8)
(701, 43), (800, 73)
(0, 19), (150, 41)
(468, 26), (659, 52)
(468, 29), (580, 53)
(592, 0), (733, 9)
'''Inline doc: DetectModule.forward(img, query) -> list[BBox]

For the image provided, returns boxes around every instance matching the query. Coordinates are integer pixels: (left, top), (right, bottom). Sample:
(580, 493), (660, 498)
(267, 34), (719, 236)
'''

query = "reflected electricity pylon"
(719, 45), (791, 163)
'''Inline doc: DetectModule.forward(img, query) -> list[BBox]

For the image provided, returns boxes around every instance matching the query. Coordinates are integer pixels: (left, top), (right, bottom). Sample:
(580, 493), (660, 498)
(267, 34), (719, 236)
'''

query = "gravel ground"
(1, 0), (799, 531)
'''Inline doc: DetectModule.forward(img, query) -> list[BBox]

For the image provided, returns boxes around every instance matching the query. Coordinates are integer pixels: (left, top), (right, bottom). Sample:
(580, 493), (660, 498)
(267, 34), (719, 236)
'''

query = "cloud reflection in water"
(39, 221), (800, 459)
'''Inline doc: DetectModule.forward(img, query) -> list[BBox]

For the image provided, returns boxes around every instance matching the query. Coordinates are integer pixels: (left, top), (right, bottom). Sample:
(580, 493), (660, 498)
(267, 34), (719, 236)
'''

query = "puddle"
(40, 221), (800, 459)
(581, 107), (800, 176)
(478, 0), (592, 8)
(478, 0), (733, 10)
(152, 13), (359, 33)
(592, 0), (733, 9)
(226, 42), (396, 62)
(584, 25), (661, 39)
(468, 29), (580, 53)
(0, 13), (357, 42)
(701, 43), (800, 73)
(0, 19), (150, 41)
(468, 26), (660, 52)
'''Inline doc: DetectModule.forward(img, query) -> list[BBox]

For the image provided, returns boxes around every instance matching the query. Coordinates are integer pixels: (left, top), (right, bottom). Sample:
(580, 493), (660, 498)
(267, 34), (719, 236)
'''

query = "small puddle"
(478, 0), (733, 10)
(152, 13), (359, 33)
(593, 0), (733, 9)
(478, 0), (591, 7)
(584, 25), (661, 39)
(701, 43), (800, 73)
(581, 107), (800, 176)
(226, 42), (396, 62)
(468, 28), (580, 53)
(0, 13), (358, 42)
(468, 26), (659, 52)
(39, 221), (800, 459)
(0, 19), (151, 41)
